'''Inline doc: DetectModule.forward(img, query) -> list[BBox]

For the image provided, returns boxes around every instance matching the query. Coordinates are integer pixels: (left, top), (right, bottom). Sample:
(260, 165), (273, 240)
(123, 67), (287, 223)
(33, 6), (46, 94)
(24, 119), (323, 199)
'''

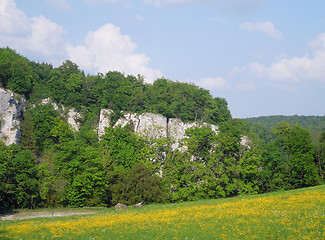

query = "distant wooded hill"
(243, 115), (325, 140)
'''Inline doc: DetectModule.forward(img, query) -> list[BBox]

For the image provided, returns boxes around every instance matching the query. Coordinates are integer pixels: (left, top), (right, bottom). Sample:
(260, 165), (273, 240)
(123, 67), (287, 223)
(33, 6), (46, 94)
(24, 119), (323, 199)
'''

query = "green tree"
(259, 141), (292, 192)
(274, 123), (319, 188)
(0, 142), (12, 211)
(110, 164), (166, 205)
(19, 111), (37, 154)
(30, 104), (59, 152)
(100, 126), (145, 170)
(0, 144), (39, 209)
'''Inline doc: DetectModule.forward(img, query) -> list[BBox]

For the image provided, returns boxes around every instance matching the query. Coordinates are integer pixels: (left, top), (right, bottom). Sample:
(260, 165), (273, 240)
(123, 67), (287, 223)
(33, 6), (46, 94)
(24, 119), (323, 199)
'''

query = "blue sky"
(1, 0), (325, 118)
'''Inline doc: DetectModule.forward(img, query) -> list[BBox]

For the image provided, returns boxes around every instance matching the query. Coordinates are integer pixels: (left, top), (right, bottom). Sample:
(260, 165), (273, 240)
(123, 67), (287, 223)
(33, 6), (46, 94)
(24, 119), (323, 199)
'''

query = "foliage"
(0, 143), (39, 210)
(0, 47), (324, 210)
(100, 126), (146, 170)
(110, 164), (166, 205)
(244, 115), (325, 142)
(273, 123), (319, 188)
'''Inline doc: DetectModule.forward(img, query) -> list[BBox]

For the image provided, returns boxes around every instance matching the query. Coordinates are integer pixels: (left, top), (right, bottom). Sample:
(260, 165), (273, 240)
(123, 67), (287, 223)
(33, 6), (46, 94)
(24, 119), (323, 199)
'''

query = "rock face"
(39, 99), (82, 132)
(67, 108), (81, 131)
(98, 109), (114, 138)
(101, 110), (168, 140)
(114, 112), (139, 130)
(98, 109), (218, 151)
(137, 113), (167, 140)
(168, 119), (219, 151)
(0, 88), (25, 145)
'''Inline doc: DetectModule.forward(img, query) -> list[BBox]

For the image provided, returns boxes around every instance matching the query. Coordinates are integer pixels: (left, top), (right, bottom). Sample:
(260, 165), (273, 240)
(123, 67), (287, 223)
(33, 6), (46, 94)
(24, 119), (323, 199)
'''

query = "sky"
(1, 0), (325, 118)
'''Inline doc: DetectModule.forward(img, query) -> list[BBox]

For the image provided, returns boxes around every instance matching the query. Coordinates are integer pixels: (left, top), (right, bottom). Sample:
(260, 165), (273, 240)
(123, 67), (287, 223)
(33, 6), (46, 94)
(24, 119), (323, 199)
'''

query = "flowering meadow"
(1, 185), (324, 239)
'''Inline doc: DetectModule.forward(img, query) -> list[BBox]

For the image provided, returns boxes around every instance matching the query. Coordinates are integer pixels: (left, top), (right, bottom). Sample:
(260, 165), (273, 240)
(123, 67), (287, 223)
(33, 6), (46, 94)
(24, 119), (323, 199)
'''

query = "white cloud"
(0, 0), (31, 36)
(0, 0), (161, 80)
(27, 16), (66, 56)
(248, 33), (325, 84)
(240, 21), (282, 39)
(197, 77), (227, 90)
(198, 33), (325, 93)
(218, 33), (325, 92)
(67, 23), (162, 83)
(0, 0), (66, 64)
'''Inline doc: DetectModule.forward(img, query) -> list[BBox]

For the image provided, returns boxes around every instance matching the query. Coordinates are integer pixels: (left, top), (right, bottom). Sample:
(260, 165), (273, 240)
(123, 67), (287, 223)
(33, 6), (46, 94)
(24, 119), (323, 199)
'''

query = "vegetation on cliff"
(0, 47), (324, 210)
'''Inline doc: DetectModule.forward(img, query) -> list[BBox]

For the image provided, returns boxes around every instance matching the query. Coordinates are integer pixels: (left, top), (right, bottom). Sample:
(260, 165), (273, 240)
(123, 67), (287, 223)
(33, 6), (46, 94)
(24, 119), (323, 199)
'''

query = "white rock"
(0, 88), (25, 145)
(114, 112), (139, 130)
(240, 136), (251, 148)
(97, 109), (218, 151)
(168, 119), (218, 151)
(168, 118), (186, 151)
(67, 108), (81, 131)
(137, 113), (167, 140)
(41, 98), (58, 110)
(98, 109), (114, 138)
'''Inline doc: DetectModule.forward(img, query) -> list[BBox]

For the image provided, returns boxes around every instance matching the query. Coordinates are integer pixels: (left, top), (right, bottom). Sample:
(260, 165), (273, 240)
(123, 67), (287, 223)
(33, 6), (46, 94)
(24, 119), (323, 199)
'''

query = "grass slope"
(1, 185), (324, 239)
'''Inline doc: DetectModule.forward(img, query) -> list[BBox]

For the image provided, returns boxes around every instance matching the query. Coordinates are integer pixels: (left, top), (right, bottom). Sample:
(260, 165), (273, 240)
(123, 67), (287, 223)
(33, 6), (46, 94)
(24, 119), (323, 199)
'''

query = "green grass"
(1, 185), (324, 239)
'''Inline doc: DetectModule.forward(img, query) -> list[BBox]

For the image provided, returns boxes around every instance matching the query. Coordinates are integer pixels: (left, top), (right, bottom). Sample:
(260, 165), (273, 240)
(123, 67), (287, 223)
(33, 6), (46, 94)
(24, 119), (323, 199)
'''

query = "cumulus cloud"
(0, 0), (31, 36)
(219, 32), (325, 92)
(240, 21), (282, 39)
(26, 16), (65, 56)
(66, 24), (162, 83)
(1, 0), (161, 80)
(198, 33), (325, 93)
(0, 0), (66, 64)
(248, 33), (325, 84)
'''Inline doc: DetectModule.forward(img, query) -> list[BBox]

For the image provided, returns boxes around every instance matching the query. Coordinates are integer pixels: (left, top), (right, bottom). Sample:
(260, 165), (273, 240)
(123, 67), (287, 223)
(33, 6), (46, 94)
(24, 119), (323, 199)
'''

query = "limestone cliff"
(0, 88), (25, 145)
(99, 111), (168, 140)
(98, 109), (218, 151)
(0, 93), (219, 149)
(168, 118), (218, 151)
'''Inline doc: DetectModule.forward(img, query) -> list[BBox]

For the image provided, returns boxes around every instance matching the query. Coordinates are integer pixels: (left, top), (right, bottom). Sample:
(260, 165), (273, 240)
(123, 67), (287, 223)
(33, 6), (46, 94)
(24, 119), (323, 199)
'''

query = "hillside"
(0, 47), (324, 211)
(243, 115), (325, 142)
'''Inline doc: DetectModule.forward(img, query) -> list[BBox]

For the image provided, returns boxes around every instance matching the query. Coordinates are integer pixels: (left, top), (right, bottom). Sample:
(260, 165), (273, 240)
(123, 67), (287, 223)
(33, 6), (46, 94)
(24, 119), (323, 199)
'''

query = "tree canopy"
(0, 47), (324, 211)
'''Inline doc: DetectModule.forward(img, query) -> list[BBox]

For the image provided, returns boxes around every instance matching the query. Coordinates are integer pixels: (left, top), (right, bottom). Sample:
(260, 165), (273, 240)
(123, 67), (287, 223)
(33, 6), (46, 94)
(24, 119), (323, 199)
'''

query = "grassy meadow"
(1, 185), (324, 240)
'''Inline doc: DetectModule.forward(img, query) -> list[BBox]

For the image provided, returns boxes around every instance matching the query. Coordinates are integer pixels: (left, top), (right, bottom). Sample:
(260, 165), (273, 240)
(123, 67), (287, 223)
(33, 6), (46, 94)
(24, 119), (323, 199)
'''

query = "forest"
(0, 47), (324, 211)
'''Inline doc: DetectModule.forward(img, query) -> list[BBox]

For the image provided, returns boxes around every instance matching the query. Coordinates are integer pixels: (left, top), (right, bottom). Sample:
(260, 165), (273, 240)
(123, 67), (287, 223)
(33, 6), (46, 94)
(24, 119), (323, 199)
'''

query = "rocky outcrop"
(114, 112), (139, 130)
(41, 98), (59, 111)
(102, 111), (168, 140)
(137, 113), (167, 140)
(0, 88), (25, 145)
(67, 108), (81, 131)
(98, 109), (218, 151)
(39, 99), (82, 132)
(168, 119), (219, 151)
(1, 90), (219, 148)
(98, 109), (114, 137)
